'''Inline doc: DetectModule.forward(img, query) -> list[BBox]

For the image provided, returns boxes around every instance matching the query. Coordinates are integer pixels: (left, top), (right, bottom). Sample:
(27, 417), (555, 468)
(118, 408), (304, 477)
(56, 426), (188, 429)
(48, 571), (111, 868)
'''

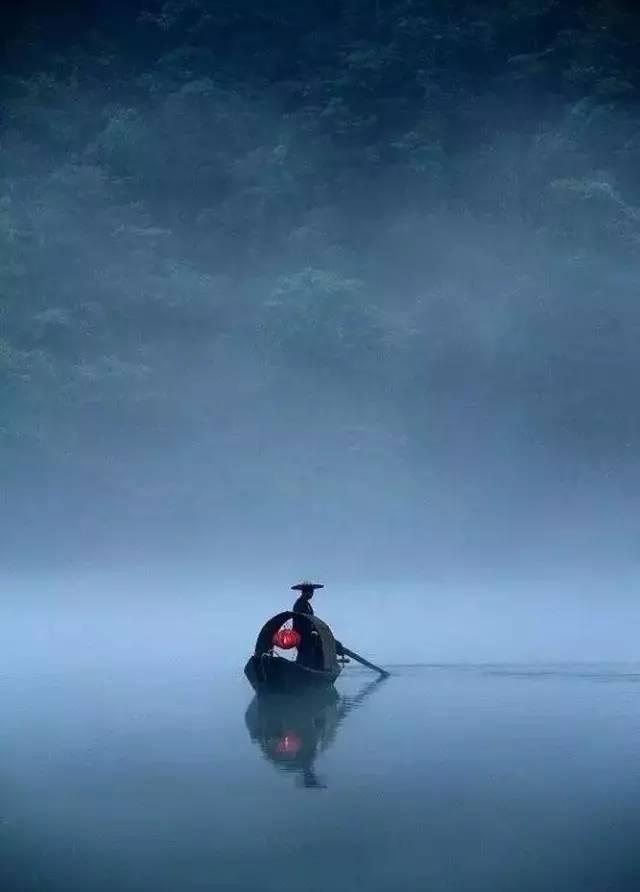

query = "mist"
(3, 1), (640, 662)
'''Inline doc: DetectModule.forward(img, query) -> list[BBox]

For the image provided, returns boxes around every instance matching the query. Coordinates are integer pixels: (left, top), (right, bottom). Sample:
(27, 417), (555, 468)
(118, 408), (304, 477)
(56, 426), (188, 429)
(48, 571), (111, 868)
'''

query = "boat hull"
(244, 654), (340, 695)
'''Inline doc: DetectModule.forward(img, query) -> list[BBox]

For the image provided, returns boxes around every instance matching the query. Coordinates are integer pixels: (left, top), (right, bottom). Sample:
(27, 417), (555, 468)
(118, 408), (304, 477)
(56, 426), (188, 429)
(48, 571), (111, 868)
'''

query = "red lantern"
(275, 733), (302, 756)
(272, 628), (301, 650)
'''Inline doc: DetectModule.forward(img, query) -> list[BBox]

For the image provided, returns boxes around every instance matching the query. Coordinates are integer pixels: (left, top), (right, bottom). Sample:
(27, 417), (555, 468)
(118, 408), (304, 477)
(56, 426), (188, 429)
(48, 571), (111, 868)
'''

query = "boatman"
(291, 581), (323, 667)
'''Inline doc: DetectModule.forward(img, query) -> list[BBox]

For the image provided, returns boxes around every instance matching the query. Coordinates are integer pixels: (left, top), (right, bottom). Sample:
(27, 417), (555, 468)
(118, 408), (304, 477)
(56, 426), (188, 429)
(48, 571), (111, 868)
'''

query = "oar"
(336, 642), (390, 677)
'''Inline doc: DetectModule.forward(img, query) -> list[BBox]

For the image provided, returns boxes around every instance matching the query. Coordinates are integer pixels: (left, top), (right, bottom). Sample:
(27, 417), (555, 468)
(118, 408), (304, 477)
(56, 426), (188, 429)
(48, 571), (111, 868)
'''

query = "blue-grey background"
(3, 616), (640, 892)
(4, 2), (640, 888)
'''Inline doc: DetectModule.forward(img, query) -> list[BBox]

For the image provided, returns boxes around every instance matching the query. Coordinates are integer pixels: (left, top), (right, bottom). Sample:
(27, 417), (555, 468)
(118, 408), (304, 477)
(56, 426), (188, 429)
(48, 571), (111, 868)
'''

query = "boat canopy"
(254, 611), (338, 672)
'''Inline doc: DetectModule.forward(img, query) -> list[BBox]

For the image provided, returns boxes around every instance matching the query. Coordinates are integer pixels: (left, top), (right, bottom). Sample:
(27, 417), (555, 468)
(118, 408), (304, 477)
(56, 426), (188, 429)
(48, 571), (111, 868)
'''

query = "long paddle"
(336, 642), (390, 677)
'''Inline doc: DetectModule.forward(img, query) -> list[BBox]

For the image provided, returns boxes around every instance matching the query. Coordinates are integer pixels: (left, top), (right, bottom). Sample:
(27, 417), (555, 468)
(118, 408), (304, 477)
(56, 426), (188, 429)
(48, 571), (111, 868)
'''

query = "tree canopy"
(3, 0), (640, 563)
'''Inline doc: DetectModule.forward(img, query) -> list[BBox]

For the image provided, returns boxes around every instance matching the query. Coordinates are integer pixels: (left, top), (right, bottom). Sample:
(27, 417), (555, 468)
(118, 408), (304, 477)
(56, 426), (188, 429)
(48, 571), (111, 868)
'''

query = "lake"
(3, 653), (640, 891)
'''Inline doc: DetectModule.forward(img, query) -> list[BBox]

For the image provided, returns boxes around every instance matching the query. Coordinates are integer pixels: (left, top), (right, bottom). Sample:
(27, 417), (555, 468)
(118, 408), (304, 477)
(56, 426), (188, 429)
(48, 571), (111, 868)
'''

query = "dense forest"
(3, 1), (640, 569)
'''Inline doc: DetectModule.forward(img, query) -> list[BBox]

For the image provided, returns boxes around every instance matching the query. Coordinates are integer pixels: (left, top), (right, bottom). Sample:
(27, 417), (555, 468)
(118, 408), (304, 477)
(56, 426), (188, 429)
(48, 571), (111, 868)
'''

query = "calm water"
(3, 657), (640, 891)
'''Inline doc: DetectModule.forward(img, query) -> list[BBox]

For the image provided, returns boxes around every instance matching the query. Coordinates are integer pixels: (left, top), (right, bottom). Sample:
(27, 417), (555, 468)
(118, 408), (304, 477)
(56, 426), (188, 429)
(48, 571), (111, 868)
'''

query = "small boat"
(244, 610), (342, 694)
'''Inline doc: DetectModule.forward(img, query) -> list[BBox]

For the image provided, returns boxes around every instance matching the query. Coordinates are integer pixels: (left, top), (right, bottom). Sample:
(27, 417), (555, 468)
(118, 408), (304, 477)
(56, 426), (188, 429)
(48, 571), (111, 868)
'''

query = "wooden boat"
(244, 610), (341, 694)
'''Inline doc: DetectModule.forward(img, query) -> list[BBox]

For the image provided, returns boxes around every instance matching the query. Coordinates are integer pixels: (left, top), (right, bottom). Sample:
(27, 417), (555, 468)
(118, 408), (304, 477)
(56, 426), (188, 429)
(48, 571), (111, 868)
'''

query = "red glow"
(272, 628), (301, 650)
(275, 734), (303, 755)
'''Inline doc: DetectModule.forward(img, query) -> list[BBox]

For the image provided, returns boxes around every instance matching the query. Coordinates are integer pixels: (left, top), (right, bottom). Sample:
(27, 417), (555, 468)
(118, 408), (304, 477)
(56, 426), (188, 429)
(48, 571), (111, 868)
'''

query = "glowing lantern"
(275, 733), (302, 756)
(272, 628), (301, 650)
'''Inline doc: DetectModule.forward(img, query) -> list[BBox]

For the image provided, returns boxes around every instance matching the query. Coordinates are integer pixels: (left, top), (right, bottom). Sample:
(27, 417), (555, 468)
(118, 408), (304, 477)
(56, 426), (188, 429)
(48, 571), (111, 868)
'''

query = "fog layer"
(3, 2), (640, 656)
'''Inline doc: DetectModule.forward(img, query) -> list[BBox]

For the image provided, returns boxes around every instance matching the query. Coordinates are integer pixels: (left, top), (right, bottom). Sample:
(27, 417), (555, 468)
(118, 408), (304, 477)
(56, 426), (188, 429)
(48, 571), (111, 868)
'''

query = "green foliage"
(261, 268), (377, 368)
(3, 0), (640, 513)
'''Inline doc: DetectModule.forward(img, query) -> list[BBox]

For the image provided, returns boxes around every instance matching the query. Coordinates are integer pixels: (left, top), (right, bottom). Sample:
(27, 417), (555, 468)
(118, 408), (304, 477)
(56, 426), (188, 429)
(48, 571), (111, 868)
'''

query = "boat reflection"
(244, 676), (386, 788)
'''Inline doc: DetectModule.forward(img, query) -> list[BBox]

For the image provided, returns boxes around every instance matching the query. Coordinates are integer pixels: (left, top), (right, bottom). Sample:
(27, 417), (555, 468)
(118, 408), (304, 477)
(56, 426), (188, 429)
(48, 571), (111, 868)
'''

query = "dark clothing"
(292, 596), (318, 668)
(293, 595), (314, 622)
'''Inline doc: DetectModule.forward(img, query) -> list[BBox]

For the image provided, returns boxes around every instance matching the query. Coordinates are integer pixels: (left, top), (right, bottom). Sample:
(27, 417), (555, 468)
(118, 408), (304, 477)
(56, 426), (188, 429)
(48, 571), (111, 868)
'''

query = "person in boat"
(291, 581), (323, 668)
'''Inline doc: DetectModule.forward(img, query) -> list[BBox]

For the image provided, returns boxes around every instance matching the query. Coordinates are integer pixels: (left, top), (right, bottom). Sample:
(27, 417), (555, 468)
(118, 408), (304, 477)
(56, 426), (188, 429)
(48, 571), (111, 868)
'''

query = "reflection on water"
(4, 660), (640, 892)
(245, 677), (386, 788)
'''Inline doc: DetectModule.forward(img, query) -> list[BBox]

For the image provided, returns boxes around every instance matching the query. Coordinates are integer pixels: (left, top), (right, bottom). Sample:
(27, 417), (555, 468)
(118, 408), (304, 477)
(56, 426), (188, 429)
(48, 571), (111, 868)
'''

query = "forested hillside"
(3, 1), (640, 567)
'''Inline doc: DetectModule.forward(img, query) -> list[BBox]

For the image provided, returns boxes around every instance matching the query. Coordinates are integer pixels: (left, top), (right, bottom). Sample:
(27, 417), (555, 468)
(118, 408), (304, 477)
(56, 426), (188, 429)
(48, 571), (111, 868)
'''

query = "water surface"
(3, 655), (640, 891)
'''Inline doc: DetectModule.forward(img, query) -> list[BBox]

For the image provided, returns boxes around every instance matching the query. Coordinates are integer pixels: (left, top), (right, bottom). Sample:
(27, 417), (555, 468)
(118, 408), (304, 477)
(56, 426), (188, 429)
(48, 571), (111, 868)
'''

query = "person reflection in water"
(291, 581), (323, 668)
(300, 762), (326, 788)
(245, 677), (388, 790)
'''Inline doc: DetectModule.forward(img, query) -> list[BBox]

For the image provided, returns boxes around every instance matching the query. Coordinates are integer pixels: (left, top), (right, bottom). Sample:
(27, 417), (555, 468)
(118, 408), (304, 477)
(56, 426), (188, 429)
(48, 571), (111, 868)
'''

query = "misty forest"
(5, 6), (640, 892)
(3, 0), (640, 583)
